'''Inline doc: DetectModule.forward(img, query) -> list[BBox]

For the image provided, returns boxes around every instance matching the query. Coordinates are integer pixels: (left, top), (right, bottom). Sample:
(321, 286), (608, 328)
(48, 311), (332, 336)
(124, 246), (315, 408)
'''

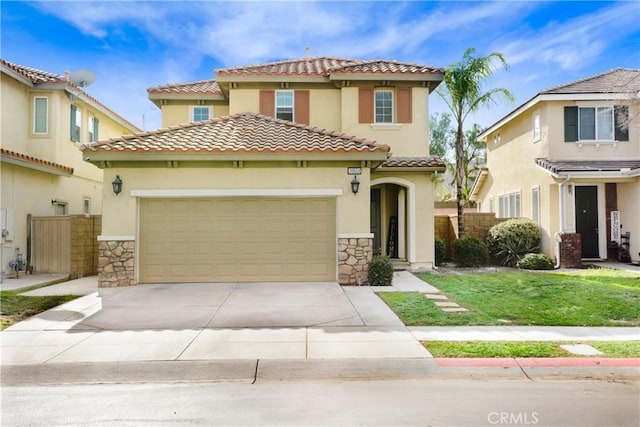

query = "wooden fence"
(31, 215), (101, 278)
(435, 213), (507, 259)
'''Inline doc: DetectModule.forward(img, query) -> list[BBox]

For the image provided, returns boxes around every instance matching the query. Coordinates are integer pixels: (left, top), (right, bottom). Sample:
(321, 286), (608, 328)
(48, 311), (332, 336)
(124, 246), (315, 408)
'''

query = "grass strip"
(423, 340), (640, 358)
(0, 291), (78, 330)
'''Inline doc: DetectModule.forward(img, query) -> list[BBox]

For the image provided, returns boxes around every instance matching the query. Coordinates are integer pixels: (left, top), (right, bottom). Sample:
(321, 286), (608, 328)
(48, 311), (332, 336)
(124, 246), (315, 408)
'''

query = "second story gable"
(479, 68), (640, 163)
(147, 56), (444, 158)
(1, 59), (140, 177)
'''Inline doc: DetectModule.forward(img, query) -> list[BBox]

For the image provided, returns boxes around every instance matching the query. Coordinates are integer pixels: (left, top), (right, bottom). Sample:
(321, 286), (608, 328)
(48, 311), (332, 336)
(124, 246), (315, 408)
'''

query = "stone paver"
(561, 344), (604, 356)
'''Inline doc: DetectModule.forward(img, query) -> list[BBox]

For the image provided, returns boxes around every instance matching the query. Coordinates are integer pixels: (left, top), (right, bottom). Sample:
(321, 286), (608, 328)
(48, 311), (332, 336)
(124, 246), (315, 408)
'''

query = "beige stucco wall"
(617, 178), (640, 263)
(341, 86), (430, 158)
(100, 164), (371, 237)
(545, 101), (640, 161)
(160, 101), (230, 128)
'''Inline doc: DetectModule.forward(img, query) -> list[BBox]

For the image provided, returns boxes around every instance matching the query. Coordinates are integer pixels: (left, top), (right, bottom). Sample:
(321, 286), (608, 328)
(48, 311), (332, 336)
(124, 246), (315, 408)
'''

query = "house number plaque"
(347, 167), (362, 175)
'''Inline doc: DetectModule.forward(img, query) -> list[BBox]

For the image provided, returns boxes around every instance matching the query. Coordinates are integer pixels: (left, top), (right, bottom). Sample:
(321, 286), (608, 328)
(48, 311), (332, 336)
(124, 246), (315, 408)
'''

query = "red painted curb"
(435, 358), (640, 368)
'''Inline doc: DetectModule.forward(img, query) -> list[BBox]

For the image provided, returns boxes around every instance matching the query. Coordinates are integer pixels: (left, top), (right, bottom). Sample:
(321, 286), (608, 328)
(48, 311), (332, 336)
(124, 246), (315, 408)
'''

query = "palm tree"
(437, 48), (514, 238)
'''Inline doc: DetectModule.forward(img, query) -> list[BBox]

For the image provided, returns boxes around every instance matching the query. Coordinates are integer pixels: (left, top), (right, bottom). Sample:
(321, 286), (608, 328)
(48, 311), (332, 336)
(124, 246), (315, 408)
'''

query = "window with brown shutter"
(359, 87), (374, 123)
(294, 90), (309, 125)
(397, 87), (412, 123)
(259, 90), (275, 117)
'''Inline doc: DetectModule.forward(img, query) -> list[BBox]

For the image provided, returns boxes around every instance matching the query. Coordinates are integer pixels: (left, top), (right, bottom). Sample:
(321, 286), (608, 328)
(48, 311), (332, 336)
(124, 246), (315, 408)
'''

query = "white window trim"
(532, 112), (541, 142)
(498, 190), (521, 218)
(577, 105), (615, 143)
(531, 186), (540, 224)
(374, 89), (394, 124)
(33, 96), (49, 134)
(275, 90), (294, 121)
(191, 105), (212, 122)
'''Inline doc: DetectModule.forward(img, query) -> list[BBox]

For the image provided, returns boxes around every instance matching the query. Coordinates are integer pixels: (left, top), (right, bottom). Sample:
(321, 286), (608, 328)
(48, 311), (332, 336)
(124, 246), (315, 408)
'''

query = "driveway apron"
(1, 280), (430, 364)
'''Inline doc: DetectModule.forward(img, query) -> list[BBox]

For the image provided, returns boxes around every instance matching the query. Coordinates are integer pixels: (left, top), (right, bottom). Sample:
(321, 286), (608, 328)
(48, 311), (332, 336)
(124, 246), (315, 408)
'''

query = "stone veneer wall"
(338, 237), (373, 285)
(98, 241), (136, 287)
(559, 233), (582, 269)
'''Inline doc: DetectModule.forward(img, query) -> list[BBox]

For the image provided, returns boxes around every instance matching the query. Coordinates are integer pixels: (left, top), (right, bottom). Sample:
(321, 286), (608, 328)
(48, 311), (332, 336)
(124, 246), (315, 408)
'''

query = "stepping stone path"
(424, 293), (469, 313)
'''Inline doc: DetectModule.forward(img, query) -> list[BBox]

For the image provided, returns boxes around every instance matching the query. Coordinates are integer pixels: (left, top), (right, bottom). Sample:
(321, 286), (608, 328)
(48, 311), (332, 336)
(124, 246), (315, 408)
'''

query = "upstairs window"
(33, 96), (48, 134)
(564, 105), (628, 142)
(533, 113), (540, 142)
(192, 106), (211, 122)
(70, 105), (81, 142)
(358, 87), (412, 124)
(531, 186), (540, 224)
(275, 91), (294, 121)
(374, 90), (393, 123)
(88, 116), (99, 142)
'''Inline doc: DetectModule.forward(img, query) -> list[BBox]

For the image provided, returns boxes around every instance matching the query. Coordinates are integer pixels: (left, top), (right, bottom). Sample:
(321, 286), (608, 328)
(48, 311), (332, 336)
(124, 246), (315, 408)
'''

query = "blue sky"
(3, 0), (639, 132)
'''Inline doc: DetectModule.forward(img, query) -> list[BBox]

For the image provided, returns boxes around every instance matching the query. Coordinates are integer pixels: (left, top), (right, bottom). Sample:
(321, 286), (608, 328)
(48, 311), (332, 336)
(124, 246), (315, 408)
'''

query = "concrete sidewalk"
(1, 271), (638, 368)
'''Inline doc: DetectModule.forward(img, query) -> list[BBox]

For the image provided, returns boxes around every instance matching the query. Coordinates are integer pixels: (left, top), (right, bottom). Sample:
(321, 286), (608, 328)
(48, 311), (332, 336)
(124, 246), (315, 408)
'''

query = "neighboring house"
(81, 56), (446, 286)
(0, 59), (140, 277)
(471, 68), (640, 265)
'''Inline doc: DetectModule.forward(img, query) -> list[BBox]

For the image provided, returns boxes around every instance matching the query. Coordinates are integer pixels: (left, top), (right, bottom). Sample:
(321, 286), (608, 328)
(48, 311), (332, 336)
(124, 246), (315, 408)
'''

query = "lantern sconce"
(351, 176), (360, 195)
(112, 175), (123, 196)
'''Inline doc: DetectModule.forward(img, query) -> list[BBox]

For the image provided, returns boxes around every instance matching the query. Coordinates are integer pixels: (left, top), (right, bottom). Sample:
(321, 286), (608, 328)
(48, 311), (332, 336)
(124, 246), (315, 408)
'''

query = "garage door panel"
(140, 197), (335, 283)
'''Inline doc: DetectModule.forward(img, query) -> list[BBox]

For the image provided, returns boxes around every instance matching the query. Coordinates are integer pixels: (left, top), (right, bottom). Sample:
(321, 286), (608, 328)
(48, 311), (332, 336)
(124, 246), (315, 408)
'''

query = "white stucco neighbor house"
(81, 57), (446, 286)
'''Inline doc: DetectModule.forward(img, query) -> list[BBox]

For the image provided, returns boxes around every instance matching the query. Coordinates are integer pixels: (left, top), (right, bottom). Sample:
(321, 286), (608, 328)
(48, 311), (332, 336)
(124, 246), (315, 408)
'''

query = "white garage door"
(139, 198), (336, 283)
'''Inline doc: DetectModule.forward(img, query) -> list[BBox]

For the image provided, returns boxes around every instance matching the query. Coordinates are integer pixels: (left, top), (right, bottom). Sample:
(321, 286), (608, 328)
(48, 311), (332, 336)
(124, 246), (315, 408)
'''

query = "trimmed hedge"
(452, 237), (489, 267)
(487, 218), (540, 266)
(517, 253), (554, 270)
(368, 255), (394, 286)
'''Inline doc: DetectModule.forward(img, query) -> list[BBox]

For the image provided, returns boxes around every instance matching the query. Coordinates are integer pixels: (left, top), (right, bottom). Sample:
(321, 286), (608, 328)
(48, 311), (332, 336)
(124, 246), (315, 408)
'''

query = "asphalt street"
(3, 378), (638, 427)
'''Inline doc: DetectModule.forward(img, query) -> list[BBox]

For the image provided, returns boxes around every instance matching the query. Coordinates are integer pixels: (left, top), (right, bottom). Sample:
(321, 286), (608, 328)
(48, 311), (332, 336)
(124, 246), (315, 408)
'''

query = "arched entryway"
(370, 177), (415, 263)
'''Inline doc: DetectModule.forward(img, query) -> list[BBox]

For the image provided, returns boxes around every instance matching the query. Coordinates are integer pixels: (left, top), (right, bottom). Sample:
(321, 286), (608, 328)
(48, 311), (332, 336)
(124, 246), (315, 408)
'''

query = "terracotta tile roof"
(541, 68), (640, 94)
(1, 59), (140, 132)
(380, 157), (446, 169)
(81, 112), (389, 155)
(215, 56), (443, 77)
(535, 158), (640, 173)
(147, 79), (222, 95)
(1, 59), (66, 84)
(0, 148), (74, 175)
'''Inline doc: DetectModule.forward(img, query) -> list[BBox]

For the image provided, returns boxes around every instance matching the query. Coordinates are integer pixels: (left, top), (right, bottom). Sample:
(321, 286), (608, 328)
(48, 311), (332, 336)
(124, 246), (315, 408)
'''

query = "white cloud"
(495, 1), (639, 70)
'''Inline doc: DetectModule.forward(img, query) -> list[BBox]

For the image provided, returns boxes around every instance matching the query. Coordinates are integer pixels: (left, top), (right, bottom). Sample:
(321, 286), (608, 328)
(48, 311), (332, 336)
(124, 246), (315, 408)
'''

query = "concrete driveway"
(1, 277), (433, 364)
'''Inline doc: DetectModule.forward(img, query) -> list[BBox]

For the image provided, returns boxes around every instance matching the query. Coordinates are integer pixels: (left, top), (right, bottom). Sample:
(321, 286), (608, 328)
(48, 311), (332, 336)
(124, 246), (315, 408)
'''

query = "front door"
(575, 186), (599, 258)
(370, 188), (381, 254)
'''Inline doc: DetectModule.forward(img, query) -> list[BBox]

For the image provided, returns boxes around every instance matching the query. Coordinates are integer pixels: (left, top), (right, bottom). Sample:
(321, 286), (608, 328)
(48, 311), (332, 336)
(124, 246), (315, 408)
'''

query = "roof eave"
(83, 151), (389, 168)
(328, 73), (443, 82)
(1, 154), (73, 177)
(215, 74), (329, 83)
(376, 166), (445, 172)
(148, 92), (226, 102)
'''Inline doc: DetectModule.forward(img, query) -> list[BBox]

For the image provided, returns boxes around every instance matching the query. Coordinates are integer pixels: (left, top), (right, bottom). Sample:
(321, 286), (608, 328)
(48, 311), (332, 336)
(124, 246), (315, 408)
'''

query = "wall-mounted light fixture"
(347, 167), (362, 195)
(351, 176), (360, 195)
(51, 199), (57, 205)
(112, 175), (123, 196)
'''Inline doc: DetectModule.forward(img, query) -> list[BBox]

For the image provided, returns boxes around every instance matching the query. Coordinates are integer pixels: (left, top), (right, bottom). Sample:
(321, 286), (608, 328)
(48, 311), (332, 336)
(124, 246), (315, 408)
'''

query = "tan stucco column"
(398, 188), (406, 259)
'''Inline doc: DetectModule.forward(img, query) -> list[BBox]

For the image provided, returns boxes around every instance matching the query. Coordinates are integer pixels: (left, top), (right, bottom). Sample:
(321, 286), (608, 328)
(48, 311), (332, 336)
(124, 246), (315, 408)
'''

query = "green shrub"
(486, 218), (540, 266)
(452, 237), (489, 267)
(435, 237), (446, 265)
(368, 255), (394, 286)
(516, 253), (554, 270)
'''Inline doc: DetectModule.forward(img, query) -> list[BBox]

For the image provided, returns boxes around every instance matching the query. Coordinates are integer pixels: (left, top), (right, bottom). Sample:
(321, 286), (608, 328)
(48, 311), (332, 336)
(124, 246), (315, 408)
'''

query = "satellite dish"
(69, 70), (95, 88)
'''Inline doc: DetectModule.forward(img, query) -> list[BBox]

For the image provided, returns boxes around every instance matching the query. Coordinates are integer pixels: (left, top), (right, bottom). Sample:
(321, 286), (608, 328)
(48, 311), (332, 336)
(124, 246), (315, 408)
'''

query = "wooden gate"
(31, 215), (101, 277)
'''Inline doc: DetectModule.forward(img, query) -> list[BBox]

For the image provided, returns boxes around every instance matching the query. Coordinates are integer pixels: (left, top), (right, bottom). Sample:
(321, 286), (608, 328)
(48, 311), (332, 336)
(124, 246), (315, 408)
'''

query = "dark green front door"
(575, 186), (599, 258)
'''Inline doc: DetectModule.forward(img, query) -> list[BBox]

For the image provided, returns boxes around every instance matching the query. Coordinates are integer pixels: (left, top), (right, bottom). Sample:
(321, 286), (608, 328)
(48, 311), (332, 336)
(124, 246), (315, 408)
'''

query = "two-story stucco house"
(471, 69), (640, 265)
(80, 56), (446, 287)
(0, 59), (140, 278)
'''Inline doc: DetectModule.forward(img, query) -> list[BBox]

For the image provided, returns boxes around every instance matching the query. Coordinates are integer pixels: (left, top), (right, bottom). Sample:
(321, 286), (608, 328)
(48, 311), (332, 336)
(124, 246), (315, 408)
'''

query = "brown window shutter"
(397, 87), (412, 123)
(294, 90), (310, 125)
(359, 88), (374, 123)
(259, 90), (275, 117)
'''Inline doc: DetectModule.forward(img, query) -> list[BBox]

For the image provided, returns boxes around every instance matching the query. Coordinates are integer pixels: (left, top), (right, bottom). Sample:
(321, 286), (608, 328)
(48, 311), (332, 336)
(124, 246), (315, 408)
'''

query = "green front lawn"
(423, 340), (640, 358)
(380, 268), (640, 326)
(0, 291), (78, 330)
